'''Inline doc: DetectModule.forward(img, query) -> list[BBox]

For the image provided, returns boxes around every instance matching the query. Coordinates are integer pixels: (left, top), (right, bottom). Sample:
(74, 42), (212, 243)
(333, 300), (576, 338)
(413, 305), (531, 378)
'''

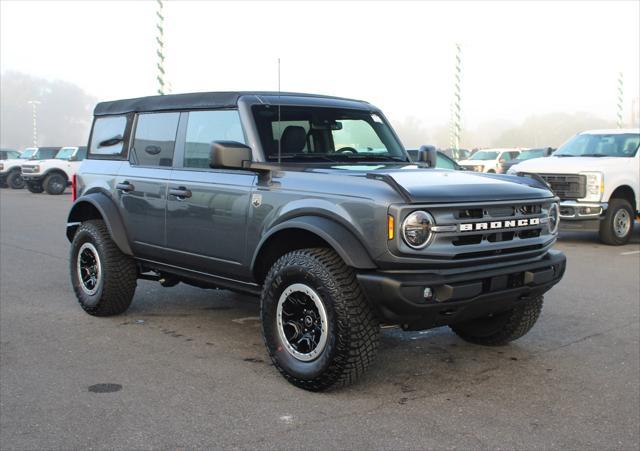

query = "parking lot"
(0, 188), (638, 449)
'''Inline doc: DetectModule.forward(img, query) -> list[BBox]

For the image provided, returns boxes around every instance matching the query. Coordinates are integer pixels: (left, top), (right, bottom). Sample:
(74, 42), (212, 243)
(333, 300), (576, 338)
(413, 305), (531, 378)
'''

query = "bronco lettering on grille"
(459, 217), (540, 232)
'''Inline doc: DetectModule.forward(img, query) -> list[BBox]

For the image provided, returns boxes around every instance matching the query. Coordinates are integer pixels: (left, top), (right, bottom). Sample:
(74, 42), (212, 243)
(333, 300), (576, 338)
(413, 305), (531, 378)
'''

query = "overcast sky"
(1, 0), (639, 129)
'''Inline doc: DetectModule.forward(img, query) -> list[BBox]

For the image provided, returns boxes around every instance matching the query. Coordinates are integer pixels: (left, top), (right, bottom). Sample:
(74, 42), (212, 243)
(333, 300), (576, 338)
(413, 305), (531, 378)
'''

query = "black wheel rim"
(77, 242), (101, 295)
(276, 283), (328, 361)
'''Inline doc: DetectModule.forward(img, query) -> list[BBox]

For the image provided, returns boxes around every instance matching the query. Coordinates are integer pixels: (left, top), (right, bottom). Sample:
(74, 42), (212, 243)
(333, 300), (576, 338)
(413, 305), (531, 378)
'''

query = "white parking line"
(620, 250), (640, 256)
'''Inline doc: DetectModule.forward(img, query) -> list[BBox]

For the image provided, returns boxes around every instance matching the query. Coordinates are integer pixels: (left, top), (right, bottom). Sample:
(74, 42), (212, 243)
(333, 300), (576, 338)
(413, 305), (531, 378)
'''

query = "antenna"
(277, 58), (282, 164)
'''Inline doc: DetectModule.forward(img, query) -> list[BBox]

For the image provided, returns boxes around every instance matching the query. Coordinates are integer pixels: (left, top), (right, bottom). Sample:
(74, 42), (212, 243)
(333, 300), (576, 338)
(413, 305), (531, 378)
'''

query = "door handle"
(116, 182), (135, 192)
(169, 187), (192, 199)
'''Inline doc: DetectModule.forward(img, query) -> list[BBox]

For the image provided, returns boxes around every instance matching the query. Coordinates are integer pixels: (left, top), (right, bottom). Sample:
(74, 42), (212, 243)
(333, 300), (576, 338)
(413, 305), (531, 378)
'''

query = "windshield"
(252, 106), (407, 163)
(554, 133), (639, 157)
(469, 150), (499, 160)
(21, 148), (37, 159)
(516, 149), (547, 160)
(55, 147), (76, 160)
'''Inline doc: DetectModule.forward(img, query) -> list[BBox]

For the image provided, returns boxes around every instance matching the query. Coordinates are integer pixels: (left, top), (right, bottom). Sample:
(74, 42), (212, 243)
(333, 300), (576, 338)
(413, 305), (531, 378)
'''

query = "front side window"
(555, 133), (640, 157)
(38, 148), (60, 159)
(90, 116), (127, 156)
(470, 150), (499, 160)
(517, 149), (547, 160)
(21, 148), (37, 159)
(436, 153), (457, 169)
(131, 112), (180, 167)
(253, 106), (407, 163)
(76, 147), (88, 160)
(184, 110), (245, 168)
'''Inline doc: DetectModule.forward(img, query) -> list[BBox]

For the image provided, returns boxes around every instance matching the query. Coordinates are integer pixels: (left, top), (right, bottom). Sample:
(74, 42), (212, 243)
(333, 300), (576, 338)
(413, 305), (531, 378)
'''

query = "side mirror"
(499, 159), (506, 164)
(68, 154), (78, 162)
(210, 141), (252, 169)
(418, 145), (438, 168)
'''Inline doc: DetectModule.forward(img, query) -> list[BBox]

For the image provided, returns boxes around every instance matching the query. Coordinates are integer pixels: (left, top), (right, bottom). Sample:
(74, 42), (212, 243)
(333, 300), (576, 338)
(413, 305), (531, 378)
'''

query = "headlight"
(402, 211), (434, 249)
(548, 203), (560, 234)
(32, 165), (40, 172)
(580, 172), (603, 202)
(475, 165), (484, 172)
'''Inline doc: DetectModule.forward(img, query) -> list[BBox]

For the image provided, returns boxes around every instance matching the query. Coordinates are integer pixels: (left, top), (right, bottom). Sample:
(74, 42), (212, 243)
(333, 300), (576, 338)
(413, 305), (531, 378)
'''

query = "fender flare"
(42, 168), (69, 181)
(66, 192), (132, 255)
(251, 215), (377, 272)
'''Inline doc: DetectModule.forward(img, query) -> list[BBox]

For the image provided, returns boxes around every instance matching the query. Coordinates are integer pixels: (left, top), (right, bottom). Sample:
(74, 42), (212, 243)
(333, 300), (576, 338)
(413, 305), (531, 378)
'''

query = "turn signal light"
(387, 215), (394, 240)
(72, 174), (77, 201)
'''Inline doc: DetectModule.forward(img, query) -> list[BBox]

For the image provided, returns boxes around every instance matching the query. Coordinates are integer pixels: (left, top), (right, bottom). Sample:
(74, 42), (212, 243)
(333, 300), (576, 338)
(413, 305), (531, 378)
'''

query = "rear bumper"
(357, 250), (566, 330)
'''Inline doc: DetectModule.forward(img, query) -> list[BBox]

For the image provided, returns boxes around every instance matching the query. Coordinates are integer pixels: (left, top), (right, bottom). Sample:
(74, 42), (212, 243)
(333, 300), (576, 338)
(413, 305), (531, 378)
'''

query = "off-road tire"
(261, 248), (379, 391)
(599, 198), (635, 245)
(7, 170), (25, 189)
(450, 296), (544, 346)
(44, 173), (67, 195)
(70, 220), (137, 316)
(26, 182), (44, 193)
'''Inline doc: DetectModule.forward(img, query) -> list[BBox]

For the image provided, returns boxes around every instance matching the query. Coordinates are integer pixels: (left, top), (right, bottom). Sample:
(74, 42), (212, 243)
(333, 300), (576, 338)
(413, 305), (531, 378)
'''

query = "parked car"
(439, 147), (472, 161)
(499, 147), (555, 174)
(0, 147), (58, 189)
(458, 148), (521, 173)
(67, 91), (565, 391)
(509, 129), (639, 244)
(0, 148), (22, 188)
(406, 149), (464, 169)
(22, 146), (87, 195)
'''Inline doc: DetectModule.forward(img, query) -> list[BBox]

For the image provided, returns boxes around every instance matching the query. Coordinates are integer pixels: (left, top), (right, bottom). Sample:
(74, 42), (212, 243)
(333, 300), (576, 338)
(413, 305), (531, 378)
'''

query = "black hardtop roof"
(94, 91), (370, 116)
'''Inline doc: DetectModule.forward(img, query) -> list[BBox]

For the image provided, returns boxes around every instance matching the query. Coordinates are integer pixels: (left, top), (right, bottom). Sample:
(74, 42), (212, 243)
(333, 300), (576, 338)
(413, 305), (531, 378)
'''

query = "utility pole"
(450, 43), (462, 150)
(616, 71), (624, 128)
(27, 100), (41, 148)
(156, 0), (166, 95)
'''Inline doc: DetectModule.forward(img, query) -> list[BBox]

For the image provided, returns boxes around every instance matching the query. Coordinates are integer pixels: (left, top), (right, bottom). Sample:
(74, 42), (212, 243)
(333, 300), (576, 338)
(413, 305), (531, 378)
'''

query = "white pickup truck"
(509, 129), (640, 245)
(22, 146), (87, 195)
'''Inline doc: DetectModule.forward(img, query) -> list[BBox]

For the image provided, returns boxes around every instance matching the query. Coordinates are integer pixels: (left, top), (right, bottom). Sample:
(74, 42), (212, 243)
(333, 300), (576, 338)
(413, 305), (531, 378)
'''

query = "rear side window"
(184, 110), (245, 168)
(131, 112), (180, 167)
(90, 116), (127, 156)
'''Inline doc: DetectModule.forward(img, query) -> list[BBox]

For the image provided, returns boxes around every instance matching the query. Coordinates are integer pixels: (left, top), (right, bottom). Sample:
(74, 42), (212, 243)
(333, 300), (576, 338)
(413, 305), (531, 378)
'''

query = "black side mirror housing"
(210, 141), (252, 169)
(418, 145), (438, 168)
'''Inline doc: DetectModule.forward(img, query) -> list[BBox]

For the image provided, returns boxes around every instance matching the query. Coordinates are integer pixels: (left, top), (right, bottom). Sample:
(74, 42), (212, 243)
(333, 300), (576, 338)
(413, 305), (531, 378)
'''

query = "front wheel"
(7, 171), (25, 189)
(450, 296), (544, 346)
(44, 173), (67, 195)
(26, 182), (44, 193)
(70, 220), (137, 316)
(599, 198), (635, 245)
(261, 248), (379, 391)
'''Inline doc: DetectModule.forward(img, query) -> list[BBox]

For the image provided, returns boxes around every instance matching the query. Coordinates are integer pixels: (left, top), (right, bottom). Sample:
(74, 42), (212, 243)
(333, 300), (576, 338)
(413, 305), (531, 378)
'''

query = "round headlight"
(548, 203), (560, 234)
(402, 211), (434, 249)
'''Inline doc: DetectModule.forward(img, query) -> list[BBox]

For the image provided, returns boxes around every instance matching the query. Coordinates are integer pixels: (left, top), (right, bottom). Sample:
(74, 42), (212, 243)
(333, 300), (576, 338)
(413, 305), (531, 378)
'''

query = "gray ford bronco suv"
(67, 92), (566, 391)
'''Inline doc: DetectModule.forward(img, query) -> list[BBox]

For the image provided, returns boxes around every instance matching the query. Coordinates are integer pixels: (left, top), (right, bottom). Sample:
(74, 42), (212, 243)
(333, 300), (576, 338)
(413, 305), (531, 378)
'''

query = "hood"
(510, 156), (628, 174)
(378, 169), (552, 203)
(359, 167), (553, 203)
(457, 159), (486, 166)
(1, 158), (26, 166)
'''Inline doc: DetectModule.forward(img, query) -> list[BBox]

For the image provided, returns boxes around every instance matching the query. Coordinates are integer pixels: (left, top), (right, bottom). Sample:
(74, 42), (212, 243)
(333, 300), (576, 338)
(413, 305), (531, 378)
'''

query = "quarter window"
(184, 110), (245, 168)
(131, 112), (180, 167)
(90, 116), (127, 156)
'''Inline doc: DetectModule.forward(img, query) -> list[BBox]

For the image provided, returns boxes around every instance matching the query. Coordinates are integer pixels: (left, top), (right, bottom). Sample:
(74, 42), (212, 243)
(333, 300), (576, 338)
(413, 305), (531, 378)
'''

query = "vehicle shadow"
(558, 223), (640, 245)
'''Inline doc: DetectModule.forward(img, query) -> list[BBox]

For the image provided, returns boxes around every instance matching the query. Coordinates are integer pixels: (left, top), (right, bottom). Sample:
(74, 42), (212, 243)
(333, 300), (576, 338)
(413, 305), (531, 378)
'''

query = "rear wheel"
(70, 220), (137, 316)
(450, 296), (544, 346)
(261, 248), (379, 391)
(599, 198), (634, 245)
(26, 182), (44, 193)
(44, 173), (67, 195)
(7, 171), (25, 189)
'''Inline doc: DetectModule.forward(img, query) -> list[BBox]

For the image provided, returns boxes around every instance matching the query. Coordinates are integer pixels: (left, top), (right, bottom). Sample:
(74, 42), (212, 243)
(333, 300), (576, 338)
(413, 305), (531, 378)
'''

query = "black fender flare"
(66, 192), (132, 255)
(251, 215), (377, 272)
(42, 168), (69, 182)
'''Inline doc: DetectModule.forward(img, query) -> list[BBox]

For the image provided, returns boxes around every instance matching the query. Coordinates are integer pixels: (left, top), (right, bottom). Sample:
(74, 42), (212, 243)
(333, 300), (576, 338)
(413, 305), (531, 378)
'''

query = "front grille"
(21, 166), (37, 174)
(391, 199), (556, 267)
(538, 173), (585, 199)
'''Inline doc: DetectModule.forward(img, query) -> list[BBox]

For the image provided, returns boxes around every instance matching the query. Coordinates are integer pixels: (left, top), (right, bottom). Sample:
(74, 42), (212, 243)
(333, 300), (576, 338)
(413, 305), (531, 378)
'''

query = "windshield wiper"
(579, 154), (609, 157)
(270, 153), (340, 163)
(554, 154), (576, 157)
(340, 154), (409, 162)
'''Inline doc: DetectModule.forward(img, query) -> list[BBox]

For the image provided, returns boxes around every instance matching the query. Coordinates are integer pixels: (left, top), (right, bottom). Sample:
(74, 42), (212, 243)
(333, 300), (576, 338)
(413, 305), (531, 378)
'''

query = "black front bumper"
(357, 250), (566, 330)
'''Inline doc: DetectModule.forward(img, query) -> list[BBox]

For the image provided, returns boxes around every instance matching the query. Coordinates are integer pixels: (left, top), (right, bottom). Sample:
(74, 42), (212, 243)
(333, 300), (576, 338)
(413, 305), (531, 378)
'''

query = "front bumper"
(558, 201), (607, 231)
(357, 250), (566, 330)
(22, 173), (44, 183)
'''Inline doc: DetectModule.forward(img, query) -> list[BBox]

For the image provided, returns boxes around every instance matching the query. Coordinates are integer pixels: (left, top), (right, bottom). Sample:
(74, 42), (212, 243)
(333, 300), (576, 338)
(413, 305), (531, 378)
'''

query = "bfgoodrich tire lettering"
(450, 296), (544, 346)
(70, 220), (137, 316)
(261, 248), (379, 391)
(599, 198), (635, 245)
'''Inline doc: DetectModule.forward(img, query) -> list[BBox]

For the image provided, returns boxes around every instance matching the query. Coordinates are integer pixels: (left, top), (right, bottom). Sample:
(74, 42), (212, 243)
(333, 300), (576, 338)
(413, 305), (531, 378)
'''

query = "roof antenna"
(277, 57), (282, 164)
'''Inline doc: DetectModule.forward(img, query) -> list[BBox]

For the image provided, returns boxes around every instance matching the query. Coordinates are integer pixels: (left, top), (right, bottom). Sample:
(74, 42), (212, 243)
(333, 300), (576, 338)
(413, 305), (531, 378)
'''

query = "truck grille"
(21, 165), (38, 174)
(390, 199), (557, 268)
(538, 174), (585, 199)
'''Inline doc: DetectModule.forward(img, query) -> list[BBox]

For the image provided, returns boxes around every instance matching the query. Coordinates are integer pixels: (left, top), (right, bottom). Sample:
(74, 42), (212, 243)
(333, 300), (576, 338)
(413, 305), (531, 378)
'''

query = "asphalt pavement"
(1, 188), (639, 449)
